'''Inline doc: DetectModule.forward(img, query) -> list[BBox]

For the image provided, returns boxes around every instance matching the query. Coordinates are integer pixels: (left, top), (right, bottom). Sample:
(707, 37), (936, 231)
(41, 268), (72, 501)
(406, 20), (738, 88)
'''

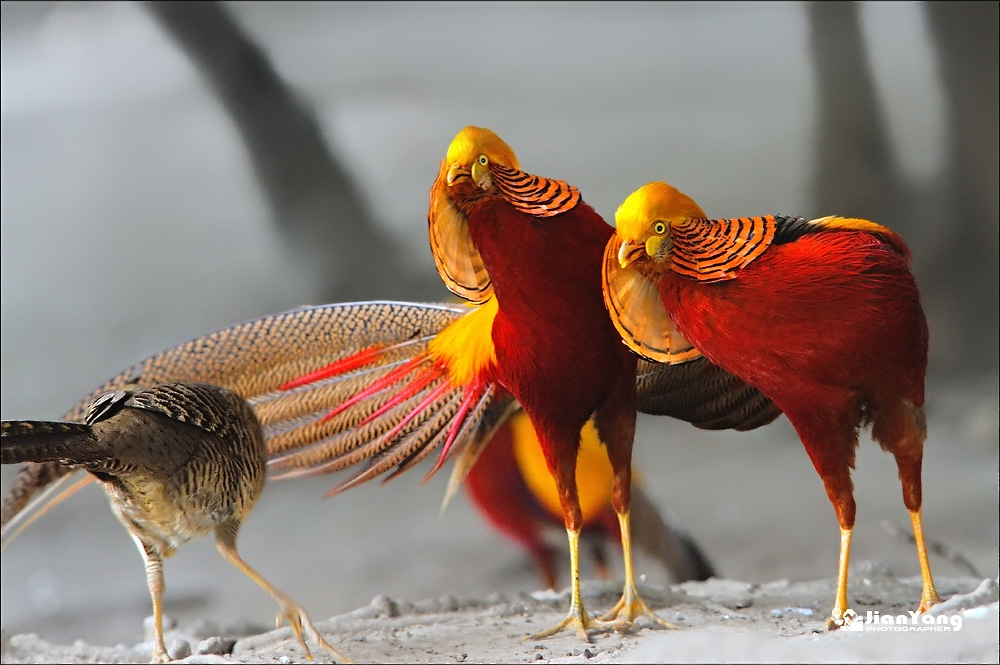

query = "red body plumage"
(657, 231), (927, 522)
(452, 181), (639, 532)
(606, 181), (941, 624)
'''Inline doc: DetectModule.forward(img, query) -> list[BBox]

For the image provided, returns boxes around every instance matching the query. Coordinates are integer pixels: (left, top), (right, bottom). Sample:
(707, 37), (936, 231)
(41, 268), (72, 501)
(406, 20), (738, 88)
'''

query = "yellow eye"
(478, 155), (489, 166)
(653, 221), (666, 234)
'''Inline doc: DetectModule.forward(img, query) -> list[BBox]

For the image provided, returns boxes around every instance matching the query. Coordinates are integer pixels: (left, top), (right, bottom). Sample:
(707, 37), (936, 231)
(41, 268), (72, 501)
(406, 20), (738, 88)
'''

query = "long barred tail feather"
(2, 299), (781, 531)
(1, 421), (100, 466)
(264, 338), (508, 498)
(0, 302), (469, 527)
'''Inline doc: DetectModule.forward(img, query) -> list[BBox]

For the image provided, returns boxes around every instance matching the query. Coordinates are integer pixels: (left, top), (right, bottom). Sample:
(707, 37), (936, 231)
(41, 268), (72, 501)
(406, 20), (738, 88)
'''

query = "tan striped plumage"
(0, 302), (466, 526)
(67, 301), (467, 421)
(489, 163), (581, 217)
(427, 127), (582, 305)
(635, 356), (779, 431)
(669, 216), (776, 282)
(603, 234), (702, 364)
(428, 181), (494, 303)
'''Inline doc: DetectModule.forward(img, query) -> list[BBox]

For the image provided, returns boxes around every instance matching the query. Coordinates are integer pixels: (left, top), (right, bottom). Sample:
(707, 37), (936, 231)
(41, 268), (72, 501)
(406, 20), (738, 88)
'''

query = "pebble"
(168, 638), (191, 660)
(370, 594), (401, 618)
(197, 637), (237, 655)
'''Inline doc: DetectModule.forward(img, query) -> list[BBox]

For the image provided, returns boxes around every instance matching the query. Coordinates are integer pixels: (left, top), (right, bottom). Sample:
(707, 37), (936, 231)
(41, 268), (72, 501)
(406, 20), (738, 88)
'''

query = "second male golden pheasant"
(603, 181), (941, 627)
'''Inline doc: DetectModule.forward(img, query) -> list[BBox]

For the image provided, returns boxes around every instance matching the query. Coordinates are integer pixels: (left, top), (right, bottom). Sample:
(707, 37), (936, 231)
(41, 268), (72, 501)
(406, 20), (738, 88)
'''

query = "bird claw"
(529, 604), (613, 642)
(600, 591), (679, 633)
(277, 600), (353, 663)
(824, 602), (849, 632)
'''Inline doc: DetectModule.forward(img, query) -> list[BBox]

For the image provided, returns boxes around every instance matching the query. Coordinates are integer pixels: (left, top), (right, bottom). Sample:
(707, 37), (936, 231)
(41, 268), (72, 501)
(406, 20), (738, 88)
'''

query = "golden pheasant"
(603, 181), (941, 627)
(1, 383), (347, 663)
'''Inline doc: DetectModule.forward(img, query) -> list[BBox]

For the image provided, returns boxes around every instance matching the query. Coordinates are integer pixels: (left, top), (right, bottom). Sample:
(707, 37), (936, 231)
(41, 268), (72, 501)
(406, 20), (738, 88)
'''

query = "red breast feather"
(461, 191), (637, 449)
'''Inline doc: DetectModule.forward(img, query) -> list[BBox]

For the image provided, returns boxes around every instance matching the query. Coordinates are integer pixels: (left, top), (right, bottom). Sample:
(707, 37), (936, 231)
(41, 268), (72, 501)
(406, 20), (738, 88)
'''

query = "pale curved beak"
(447, 162), (471, 186)
(618, 239), (645, 269)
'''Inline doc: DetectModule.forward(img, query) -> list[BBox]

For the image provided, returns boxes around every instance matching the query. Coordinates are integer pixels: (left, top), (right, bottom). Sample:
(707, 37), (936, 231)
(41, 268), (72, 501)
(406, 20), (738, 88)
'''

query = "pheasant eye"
(653, 221), (666, 234)
(478, 155), (488, 166)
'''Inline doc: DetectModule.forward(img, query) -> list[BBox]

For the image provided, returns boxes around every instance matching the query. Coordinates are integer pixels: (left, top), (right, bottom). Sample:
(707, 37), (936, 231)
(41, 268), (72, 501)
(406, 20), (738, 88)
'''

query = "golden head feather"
(615, 182), (707, 250)
(603, 182), (705, 363)
(446, 126), (520, 174)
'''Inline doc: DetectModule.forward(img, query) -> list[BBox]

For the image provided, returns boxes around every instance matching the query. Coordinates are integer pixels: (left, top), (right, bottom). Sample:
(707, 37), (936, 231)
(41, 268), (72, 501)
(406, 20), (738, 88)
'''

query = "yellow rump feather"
(428, 297), (499, 386)
(511, 413), (614, 525)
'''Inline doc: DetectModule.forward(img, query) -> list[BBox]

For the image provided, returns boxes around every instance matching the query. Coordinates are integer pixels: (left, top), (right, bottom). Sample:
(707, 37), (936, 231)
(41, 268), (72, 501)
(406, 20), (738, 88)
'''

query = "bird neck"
(465, 197), (613, 331)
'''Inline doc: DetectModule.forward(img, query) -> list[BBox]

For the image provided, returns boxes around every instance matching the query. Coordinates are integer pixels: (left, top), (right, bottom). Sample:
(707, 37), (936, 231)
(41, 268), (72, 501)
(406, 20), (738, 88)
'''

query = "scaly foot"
(916, 591), (942, 614)
(531, 600), (614, 642)
(825, 601), (849, 631)
(149, 644), (170, 664)
(601, 585), (679, 633)
(277, 599), (352, 663)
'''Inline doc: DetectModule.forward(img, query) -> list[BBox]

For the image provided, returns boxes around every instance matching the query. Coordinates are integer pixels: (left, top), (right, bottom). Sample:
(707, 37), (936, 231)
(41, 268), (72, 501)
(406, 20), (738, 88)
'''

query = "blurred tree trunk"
(807, 1), (900, 224)
(147, 1), (440, 302)
(808, 1), (999, 377)
(924, 2), (1000, 376)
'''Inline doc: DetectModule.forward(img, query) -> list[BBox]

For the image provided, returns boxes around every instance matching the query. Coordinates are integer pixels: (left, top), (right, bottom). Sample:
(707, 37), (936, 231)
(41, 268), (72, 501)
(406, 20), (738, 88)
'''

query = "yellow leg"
(530, 528), (610, 642)
(132, 537), (169, 664)
(601, 510), (678, 631)
(215, 524), (351, 663)
(825, 526), (853, 630)
(910, 509), (941, 612)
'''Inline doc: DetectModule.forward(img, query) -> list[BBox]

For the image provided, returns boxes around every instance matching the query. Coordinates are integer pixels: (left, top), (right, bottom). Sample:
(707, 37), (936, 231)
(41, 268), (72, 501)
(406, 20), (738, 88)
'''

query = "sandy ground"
(2, 3), (998, 663)
(2, 576), (998, 663)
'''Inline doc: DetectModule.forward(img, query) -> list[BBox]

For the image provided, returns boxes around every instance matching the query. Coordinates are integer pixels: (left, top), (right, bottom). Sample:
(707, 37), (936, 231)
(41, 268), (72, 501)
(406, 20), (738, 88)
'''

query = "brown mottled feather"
(636, 358), (782, 431)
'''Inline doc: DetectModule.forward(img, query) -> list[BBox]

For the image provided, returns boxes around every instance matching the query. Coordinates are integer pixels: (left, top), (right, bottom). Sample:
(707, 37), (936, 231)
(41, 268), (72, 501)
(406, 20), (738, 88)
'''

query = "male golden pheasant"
(603, 181), (941, 626)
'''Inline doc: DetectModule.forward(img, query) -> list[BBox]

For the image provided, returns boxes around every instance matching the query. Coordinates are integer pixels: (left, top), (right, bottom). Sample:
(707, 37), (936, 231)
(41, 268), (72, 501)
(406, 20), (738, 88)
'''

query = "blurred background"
(2, 1), (997, 648)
